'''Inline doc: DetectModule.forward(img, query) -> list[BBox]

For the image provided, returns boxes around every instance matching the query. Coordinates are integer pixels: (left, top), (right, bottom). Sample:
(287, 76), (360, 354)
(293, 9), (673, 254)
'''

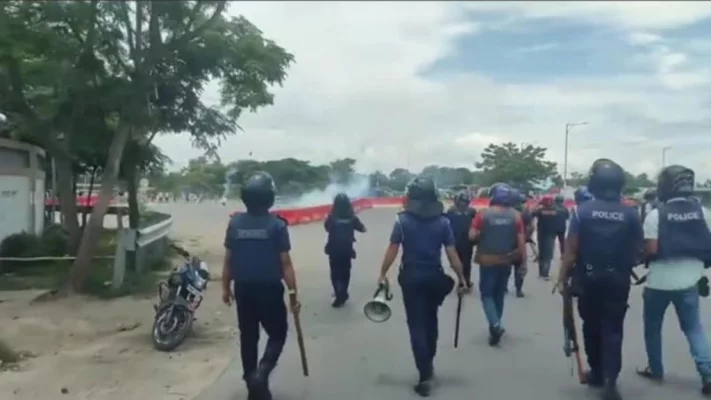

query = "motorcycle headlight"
(192, 276), (206, 290)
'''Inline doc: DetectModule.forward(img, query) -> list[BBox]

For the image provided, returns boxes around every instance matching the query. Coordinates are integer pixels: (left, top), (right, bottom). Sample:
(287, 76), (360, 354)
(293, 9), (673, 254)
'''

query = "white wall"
(0, 176), (31, 243)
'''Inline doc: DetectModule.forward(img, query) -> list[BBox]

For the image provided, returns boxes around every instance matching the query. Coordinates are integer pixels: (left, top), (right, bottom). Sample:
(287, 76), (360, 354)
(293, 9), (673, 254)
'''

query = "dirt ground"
(0, 202), (240, 400)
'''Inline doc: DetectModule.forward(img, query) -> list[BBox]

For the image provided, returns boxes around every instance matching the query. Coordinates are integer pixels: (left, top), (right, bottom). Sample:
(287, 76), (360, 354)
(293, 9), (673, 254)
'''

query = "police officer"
(377, 176), (465, 397)
(445, 191), (477, 291)
(222, 171), (301, 400)
(555, 159), (642, 400)
(533, 195), (558, 280)
(511, 189), (534, 297)
(554, 194), (569, 256)
(635, 165), (711, 396)
(470, 183), (527, 346)
(324, 193), (366, 307)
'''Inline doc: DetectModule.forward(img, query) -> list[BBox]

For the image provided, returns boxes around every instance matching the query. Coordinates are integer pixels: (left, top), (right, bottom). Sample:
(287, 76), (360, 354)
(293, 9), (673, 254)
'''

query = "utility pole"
(563, 121), (589, 187)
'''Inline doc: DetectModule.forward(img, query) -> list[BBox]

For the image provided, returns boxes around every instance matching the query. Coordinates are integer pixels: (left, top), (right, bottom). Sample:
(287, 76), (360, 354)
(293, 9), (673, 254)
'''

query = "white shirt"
(643, 197), (711, 291)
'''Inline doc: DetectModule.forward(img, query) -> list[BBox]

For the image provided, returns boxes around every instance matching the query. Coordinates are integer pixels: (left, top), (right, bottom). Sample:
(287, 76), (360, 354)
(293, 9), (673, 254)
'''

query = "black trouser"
(233, 282), (288, 381)
(512, 262), (525, 292)
(537, 233), (556, 277)
(455, 244), (473, 285)
(577, 276), (630, 384)
(400, 278), (440, 382)
(328, 252), (353, 301)
(555, 231), (565, 255)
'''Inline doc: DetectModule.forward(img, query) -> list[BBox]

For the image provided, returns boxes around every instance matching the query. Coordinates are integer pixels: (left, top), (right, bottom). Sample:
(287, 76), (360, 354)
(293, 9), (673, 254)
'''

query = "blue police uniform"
(225, 211), (291, 393)
(571, 197), (642, 392)
(391, 211), (455, 390)
(324, 213), (366, 306)
(445, 199), (476, 287)
(534, 204), (558, 278)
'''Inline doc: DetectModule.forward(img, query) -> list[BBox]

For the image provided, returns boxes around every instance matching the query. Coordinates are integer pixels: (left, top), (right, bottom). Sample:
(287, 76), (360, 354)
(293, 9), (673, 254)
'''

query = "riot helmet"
(488, 182), (506, 198)
(490, 183), (514, 207)
(657, 164), (695, 202)
(642, 188), (657, 202)
(404, 176), (443, 218)
(510, 188), (524, 210)
(241, 171), (276, 212)
(454, 191), (471, 208)
(332, 193), (354, 218)
(587, 158), (625, 201)
(554, 194), (564, 205)
(574, 185), (594, 205)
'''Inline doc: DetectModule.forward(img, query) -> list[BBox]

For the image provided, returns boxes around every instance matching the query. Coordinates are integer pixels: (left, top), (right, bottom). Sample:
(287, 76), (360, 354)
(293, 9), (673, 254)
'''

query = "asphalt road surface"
(194, 207), (709, 400)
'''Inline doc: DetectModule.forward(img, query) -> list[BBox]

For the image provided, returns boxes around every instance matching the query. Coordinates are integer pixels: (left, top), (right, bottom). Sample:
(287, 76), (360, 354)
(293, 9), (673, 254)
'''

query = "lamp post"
(661, 146), (672, 168)
(563, 121), (589, 187)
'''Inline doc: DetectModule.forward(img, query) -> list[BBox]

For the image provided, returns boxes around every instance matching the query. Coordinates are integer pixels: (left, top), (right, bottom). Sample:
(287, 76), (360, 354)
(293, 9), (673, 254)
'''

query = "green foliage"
(475, 143), (559, 191)
(0, 233), (43, 260)
(41, 224), (69, 257)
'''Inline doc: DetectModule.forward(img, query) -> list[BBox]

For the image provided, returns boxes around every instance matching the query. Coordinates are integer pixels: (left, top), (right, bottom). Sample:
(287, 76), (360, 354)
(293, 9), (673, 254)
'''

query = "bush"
(0, 232), (43, 259)
(41, 224), (69, 257)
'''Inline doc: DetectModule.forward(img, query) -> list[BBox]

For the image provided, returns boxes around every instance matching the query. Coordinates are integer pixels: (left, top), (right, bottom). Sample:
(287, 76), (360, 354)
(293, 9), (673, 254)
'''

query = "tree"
(1, 1), (294, 293)
(475, 142), (558, 192)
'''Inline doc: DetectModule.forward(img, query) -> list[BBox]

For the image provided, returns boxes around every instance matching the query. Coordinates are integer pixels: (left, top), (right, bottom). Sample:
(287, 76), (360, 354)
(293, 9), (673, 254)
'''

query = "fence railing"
(112, 212), (173, 289)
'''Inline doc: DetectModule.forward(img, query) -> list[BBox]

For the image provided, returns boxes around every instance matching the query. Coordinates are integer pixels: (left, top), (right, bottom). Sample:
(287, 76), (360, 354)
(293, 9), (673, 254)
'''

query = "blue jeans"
(643, 286), (711, 379)
(479, 265), (511, 328)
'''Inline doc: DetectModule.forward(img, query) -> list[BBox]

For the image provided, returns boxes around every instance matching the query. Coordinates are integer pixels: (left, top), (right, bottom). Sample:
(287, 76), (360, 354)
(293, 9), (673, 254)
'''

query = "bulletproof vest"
(657, 199), (711, 262)
(536, 206), (559, 234)
(477, 207), (518, 256)
(554, 206), (569, 232)
(227, 213), (283, 283)
(446, 206), (475, 244)
(326, 215), (356, 253)
(397, 212), (446, 278)
(575, 199), (637, 274)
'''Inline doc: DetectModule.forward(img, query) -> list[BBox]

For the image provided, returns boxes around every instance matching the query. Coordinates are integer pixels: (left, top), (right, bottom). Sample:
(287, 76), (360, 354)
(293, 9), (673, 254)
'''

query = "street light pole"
(662, 146), (671, 168)
(563, 121), (589, 187)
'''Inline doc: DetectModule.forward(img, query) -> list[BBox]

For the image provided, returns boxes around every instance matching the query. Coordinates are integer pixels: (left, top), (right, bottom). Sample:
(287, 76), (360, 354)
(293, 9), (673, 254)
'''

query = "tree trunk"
(54, 155), (81, 255)
(62, 125), (132, 294)
(81, 167), (97, 228)
(126, 161), (140, 229)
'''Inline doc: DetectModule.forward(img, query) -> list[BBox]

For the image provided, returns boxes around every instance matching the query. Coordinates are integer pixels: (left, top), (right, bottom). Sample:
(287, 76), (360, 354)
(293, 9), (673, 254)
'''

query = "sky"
(154, 1), (711, 178)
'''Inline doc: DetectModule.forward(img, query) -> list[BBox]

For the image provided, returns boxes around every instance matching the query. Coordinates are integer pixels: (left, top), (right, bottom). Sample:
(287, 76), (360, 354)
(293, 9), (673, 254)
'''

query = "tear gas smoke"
(279, 173), (371, 209)
(223, 168), (238, 200)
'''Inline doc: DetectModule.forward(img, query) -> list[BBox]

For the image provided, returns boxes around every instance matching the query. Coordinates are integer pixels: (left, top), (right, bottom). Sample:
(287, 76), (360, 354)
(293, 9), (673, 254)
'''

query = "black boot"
(488, 325), (504, 347)
(414, 380), (432, 397)
(583, 370), (604, 388)
(601, 381), (622, 400)
(516, 289), (524, 298)
(247, 365), (273, 400)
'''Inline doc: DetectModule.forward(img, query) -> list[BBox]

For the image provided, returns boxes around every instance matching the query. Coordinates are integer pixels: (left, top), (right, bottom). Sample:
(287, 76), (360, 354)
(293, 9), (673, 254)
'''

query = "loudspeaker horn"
(364, 283), (394, 323)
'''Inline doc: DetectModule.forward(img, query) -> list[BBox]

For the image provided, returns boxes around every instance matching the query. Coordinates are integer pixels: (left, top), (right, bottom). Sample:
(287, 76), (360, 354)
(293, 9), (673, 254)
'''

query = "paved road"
(194, 207), (708, 400)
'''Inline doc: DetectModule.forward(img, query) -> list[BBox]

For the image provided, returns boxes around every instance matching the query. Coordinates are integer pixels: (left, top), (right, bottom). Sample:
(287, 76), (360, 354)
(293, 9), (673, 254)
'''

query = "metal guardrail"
(136, 216), (173, 248)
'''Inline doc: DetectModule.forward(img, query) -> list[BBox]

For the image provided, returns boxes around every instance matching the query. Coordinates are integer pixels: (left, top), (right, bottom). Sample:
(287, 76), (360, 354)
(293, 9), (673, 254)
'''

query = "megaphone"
(364, 283), (394, 323)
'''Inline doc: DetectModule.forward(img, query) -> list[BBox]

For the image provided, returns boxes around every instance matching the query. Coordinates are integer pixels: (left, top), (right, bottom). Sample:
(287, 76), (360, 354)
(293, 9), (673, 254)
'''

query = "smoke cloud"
(279, 173), (371, 209)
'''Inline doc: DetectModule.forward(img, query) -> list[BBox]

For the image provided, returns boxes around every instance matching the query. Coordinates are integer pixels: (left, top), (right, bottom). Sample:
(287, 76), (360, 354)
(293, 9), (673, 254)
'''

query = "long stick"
(292, 311), (309, 377)
(570, 297), (585, 383)
(454, 294), (463, 348)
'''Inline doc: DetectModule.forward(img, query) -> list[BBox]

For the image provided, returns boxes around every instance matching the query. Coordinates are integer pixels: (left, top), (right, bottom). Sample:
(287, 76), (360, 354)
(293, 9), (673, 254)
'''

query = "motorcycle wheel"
(151, 304), (193, 352)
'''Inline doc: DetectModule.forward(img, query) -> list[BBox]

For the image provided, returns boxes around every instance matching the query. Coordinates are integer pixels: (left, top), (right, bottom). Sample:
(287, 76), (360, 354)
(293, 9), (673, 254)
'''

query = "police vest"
(445, 206), (475, 245)
(477, 207), (518, 256)
(325, 215), (356, 254)
(397, 212), (446, 277)
(657, 199), (711, 262)
(227, 213), (284, 283)
(536, 206), (559, 234)
(575, 200), (638, 273)
(554, 206), (569, 233)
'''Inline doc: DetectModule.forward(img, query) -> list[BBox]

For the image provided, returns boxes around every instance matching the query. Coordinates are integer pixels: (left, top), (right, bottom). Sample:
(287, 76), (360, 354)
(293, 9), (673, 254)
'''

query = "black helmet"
(554, 194), (564, 204)
(332, 193), (354, 217)
(404, 176), (443, 218)
(657, 164), (694, 202)
(642, 188), (657, 201)
(587, 158), (625, 201)
(241, 171), (276, 212)
(454, 190), (471, 206)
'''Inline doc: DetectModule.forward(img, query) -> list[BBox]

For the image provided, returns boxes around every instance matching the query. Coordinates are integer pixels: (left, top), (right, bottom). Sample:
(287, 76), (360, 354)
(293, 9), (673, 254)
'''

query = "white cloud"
(155, 1), (711, 180)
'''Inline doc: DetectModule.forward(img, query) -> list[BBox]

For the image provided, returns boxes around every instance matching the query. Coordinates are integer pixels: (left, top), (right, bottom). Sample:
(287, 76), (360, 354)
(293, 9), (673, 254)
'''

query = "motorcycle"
(151, 247), (210, 351)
